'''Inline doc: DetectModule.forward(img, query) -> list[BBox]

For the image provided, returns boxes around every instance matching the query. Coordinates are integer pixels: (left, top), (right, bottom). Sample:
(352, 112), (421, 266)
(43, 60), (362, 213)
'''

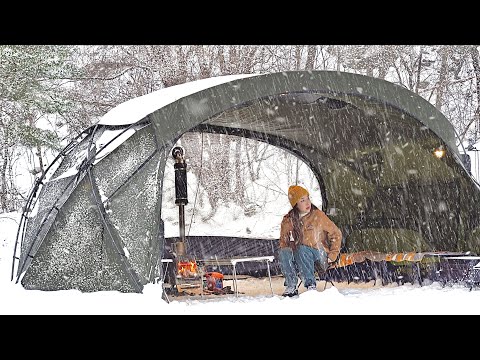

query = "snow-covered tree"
(0, 45), (78, 212)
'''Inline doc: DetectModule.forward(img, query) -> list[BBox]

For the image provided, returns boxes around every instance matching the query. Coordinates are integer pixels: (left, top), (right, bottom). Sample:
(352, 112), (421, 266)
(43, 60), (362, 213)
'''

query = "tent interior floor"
(163, 274), (401, 302)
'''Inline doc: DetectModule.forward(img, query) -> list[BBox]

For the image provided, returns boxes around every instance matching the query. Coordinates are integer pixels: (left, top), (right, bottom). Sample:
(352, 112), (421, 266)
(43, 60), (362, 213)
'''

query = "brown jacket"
(280, 208), (342, 262)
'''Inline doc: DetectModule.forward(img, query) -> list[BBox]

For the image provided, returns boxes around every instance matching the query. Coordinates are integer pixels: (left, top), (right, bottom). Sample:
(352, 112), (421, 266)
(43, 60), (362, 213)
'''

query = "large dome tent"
(11, 70), (480, 294)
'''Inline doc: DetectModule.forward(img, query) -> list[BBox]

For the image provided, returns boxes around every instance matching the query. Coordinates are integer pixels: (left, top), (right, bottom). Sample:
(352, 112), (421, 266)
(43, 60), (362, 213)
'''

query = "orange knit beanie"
(288, 185), (309, 207)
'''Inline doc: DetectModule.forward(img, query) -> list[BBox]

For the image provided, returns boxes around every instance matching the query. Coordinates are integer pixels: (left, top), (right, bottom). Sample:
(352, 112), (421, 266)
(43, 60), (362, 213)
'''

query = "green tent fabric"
(12, 70), (480, 293)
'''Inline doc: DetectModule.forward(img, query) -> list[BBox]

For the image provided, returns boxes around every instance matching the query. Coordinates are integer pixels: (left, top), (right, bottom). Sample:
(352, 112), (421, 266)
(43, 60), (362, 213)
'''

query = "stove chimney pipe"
(172, 146), (188, 257)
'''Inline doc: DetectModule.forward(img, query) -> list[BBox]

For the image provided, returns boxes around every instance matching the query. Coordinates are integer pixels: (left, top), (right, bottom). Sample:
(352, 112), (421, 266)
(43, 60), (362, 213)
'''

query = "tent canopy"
(12, 71), (480, 293)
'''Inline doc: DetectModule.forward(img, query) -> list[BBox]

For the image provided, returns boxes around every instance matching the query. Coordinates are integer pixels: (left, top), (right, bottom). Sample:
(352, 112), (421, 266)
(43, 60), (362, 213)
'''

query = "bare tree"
(305, 45), (317, 70)
(457, 46), (480, 144)
(469, 45), (480, 143)
(435, 45), (454, 110)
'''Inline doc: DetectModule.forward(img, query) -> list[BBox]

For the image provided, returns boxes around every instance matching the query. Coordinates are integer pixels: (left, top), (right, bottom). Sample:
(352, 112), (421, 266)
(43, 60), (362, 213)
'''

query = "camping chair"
(315, 260), (336, 290)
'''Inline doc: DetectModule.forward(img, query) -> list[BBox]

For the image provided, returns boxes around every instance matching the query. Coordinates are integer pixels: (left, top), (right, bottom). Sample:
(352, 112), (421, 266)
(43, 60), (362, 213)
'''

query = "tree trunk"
(0, 152), (6, 213)
(294, 46), (302, 70)
(414, 47), (423, 94)
(436, 46), (452, 110)
(217, 46), (227, 74)
(305, 46), (316, 70)
(0, 113), (8, 212)
(470, 46), (480, 142)
(233, 137), (245, 205)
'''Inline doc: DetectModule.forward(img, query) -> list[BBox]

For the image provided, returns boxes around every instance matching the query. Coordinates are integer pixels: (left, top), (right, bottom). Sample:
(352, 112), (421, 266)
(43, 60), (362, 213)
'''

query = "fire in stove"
(176, 259), (199, 279)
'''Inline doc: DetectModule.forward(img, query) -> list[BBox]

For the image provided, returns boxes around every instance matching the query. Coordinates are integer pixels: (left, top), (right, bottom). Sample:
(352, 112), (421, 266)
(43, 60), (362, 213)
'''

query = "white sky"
(2, 212), (480, 315)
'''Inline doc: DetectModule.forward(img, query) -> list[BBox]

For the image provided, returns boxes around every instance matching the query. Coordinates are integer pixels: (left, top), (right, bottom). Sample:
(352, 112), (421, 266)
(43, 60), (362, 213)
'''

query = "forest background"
(2, 45), (480, 215)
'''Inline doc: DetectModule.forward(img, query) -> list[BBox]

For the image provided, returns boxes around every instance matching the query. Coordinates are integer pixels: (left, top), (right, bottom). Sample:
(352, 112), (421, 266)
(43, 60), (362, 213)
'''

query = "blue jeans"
(295, 245), (328, 288)
(278, 248), (300, 290)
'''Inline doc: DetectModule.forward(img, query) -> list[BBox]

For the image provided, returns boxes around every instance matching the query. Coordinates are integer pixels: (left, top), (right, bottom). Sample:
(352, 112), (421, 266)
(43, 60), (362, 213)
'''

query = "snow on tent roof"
(98, 74), (258, 126)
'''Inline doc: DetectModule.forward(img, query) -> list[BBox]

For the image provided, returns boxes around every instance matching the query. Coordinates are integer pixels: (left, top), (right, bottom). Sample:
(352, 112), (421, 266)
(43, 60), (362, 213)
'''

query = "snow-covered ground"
(2, 212), (480, 315)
